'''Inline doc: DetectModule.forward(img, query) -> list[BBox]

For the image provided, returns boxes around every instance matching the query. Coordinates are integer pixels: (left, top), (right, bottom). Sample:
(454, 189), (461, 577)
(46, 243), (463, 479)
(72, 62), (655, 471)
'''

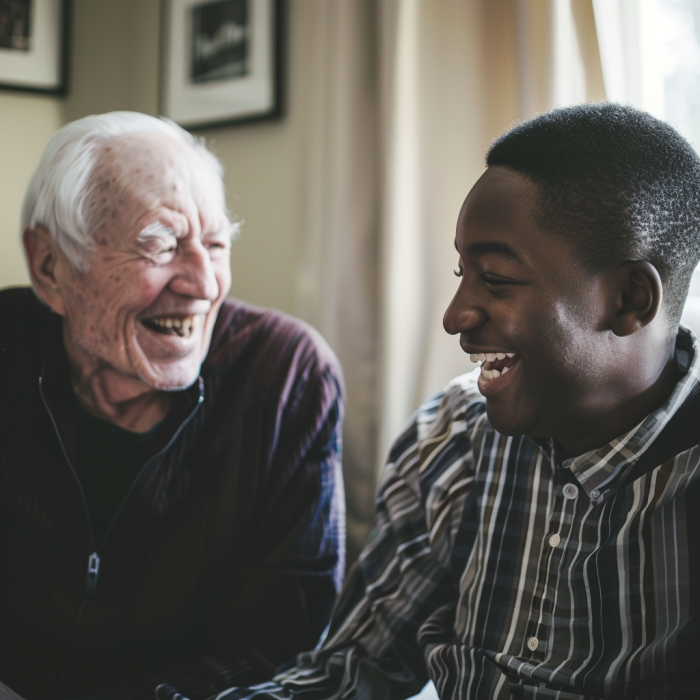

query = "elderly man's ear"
(22, 226), (68, 316)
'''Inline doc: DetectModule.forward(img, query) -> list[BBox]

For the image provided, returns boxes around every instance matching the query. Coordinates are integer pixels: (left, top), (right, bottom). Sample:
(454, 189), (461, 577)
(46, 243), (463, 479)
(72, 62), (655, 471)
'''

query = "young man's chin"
(484, 405), (534, 439)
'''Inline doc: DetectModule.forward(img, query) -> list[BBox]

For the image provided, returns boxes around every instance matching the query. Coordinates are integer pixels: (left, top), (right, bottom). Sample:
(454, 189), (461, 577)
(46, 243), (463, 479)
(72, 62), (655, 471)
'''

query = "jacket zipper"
(39, 377), (204, 638)
(39, 377), (97, 593)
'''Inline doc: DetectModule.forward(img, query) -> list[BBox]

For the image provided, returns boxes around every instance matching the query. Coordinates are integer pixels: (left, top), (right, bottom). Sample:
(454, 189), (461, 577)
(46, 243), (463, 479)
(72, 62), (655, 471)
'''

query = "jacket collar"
(39, 311), (205, 470)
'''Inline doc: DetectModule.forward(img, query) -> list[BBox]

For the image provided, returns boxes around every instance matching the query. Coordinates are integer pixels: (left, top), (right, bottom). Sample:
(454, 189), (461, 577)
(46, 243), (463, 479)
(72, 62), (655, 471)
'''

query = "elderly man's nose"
(171, 244), (219, 300)
(443, 293), (487, 335)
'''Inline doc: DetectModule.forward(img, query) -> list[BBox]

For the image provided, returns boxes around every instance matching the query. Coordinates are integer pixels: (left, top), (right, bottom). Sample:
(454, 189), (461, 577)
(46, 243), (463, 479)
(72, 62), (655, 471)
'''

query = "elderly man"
(0, 112), (345, 700)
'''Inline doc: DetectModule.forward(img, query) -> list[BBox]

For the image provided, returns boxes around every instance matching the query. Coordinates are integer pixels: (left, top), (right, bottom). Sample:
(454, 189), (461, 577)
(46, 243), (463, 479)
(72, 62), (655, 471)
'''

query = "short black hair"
(487, 102), (700, 327)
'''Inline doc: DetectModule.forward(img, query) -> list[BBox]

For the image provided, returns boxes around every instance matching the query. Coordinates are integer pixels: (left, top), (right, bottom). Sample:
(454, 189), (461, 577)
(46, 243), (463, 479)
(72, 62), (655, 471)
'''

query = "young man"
(202, 103), (700, 699)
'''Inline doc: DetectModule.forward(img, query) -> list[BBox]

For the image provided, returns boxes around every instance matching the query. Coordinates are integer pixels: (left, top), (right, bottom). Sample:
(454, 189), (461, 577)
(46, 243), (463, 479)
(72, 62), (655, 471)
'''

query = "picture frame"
(160, 0), (283, 129)
(0, 0), (69, 94)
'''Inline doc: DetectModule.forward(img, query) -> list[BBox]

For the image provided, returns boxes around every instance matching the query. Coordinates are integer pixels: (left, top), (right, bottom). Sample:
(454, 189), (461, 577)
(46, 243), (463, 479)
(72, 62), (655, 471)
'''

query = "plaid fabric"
(222, 326), (700, 700)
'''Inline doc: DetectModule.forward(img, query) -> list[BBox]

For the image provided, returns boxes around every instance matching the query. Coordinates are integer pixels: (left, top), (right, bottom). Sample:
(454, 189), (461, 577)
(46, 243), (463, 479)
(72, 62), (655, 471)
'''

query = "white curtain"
(592, 0), (700, 332)
(293, 0), (379, 561)
(376, 0), (606, 465)
(295, 0), (614, 559)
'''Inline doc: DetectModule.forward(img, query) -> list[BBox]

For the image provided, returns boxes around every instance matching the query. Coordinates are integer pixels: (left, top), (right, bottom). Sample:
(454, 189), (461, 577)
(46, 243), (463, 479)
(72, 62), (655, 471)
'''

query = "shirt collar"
(548, 325), (700, 503)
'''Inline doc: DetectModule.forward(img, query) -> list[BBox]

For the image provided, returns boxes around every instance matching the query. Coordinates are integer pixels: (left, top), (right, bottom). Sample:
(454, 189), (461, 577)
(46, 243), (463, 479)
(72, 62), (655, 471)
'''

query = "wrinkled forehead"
(90, 132), (225, 214)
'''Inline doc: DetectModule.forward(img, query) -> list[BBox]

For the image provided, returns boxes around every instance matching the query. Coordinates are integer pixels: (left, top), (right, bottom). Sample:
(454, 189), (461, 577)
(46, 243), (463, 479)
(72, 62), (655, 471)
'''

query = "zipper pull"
(85, 552), (100, 596)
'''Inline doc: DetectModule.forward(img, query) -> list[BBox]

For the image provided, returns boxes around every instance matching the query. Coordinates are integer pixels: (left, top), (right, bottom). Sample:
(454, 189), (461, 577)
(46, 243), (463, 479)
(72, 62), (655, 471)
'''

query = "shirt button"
(526, 636), (539, 651)
(563, 483), (579, 499)
(548, 533), (561, 547)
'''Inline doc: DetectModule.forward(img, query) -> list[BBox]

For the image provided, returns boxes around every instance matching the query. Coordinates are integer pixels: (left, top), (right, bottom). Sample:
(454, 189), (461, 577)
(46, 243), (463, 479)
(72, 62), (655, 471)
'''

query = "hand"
(0, 680), (25, 700)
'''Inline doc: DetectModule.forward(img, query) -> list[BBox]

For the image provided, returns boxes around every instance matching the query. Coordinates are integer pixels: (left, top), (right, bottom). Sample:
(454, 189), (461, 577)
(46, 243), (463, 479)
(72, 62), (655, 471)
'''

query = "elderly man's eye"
(205, 239), (231, 256)
(141, 238), (177, 257)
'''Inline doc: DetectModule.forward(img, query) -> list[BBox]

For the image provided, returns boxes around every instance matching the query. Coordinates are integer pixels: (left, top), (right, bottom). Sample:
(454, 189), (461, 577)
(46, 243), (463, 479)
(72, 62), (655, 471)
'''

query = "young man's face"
(444, 166), (616, 440)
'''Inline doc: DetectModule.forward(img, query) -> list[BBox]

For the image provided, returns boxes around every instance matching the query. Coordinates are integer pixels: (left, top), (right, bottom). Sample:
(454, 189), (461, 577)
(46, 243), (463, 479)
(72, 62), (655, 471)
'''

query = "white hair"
(21, 111), (226, 270)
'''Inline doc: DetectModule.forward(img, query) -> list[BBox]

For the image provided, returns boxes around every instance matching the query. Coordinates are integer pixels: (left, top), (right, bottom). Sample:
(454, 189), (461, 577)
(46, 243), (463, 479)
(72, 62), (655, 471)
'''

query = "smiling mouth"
(141, 314), (202, 338)
(470, 352), (519, 383)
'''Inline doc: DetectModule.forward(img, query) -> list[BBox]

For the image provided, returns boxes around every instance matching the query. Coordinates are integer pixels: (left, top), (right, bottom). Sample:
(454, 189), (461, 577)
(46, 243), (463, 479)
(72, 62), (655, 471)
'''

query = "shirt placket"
(522, 476), (581, 662)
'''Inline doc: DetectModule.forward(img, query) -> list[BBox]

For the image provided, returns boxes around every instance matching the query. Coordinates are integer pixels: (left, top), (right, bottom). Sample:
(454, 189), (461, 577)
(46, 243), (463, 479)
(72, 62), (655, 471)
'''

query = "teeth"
(480, 363), (512, 382)
(473, 351), (517, 363)
(473, 350), (518, 380)
(147, 314), (200, 338)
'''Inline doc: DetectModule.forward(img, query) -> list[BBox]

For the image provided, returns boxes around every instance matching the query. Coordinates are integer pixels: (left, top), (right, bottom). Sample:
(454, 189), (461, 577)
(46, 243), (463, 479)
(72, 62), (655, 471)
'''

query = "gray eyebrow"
(138, 219), (241, 243)
(136, 222), (178, 242)
(205, 220), (241, 241)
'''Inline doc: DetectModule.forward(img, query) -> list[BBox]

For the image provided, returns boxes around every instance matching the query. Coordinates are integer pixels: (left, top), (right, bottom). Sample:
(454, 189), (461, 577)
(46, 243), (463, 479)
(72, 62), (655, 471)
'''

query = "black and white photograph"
(0, 0), (67, 93)
(161, 0), (281, 128)
(0, 0), (31, 51)
(190, 0), (249, 84)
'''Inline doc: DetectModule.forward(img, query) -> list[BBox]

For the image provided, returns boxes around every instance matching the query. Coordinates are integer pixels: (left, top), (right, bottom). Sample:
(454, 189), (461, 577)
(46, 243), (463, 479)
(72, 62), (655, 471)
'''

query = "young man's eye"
(481, 273), (515, 286)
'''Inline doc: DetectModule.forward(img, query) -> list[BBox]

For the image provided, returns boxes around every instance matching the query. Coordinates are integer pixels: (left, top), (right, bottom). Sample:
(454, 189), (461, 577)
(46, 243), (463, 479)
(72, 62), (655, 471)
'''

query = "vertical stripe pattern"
(224, 326), (700, 700)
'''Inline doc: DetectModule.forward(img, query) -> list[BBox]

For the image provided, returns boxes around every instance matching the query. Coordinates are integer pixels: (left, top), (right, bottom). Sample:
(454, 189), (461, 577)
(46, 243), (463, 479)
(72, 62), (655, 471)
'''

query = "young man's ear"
(609, 260), (663, 337)
(22, 226), (67, 316)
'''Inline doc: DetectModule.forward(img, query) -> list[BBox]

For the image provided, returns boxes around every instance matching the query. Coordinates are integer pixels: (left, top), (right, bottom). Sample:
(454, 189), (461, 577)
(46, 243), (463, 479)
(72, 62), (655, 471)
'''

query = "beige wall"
(0, 0), (309, 316)
(0, 92), (62, 288)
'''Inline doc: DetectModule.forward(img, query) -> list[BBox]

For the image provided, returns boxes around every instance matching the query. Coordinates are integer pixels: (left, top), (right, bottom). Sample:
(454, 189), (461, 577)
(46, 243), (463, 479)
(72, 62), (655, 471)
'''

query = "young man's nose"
(170, 242), (220, 301)
(443, 293), (488, 335)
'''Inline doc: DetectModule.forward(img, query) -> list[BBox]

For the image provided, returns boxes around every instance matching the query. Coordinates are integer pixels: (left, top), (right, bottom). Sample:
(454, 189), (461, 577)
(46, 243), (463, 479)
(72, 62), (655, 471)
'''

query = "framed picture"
(0, 0), (69, 94)
(160, 0), (283, 129)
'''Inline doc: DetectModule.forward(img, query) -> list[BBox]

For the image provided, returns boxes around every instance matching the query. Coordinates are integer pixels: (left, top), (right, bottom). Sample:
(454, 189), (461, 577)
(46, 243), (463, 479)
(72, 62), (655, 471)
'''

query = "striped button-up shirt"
(222, 326), (700, 700)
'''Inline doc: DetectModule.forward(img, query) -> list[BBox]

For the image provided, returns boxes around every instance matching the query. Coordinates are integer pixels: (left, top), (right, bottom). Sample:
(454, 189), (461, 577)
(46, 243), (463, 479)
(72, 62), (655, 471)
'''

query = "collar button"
(563, 483), (579, 500)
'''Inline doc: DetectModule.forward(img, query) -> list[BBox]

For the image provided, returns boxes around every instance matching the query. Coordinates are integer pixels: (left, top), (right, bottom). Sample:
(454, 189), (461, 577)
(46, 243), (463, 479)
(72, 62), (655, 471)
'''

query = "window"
(594, 0), (700, 331)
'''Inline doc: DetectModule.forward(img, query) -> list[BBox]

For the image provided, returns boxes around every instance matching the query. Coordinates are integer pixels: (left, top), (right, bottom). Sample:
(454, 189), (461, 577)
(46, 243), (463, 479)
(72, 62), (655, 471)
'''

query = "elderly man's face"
(57, 133), (232, 391)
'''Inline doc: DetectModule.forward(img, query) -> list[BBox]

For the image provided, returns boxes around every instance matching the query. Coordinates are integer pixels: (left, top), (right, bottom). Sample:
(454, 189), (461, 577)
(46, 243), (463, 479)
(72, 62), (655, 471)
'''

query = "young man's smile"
(472, 352), (520, 393)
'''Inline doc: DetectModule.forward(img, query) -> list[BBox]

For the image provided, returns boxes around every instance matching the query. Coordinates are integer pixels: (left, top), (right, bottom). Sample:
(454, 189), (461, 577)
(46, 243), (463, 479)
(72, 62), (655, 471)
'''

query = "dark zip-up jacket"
(0, 287), (345, 700)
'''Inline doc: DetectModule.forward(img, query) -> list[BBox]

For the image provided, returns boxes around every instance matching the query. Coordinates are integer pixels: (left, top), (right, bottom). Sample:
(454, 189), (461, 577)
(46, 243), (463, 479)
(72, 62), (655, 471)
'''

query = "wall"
(1, 0), (310, 317)
(0, 92), (62, 287)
